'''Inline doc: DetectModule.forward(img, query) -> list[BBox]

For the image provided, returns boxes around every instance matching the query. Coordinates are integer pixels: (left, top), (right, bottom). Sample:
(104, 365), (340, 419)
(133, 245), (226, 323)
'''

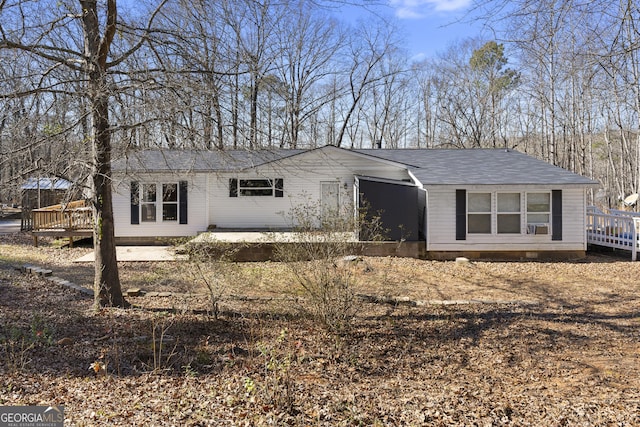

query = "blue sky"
(122, 0), (484, 62)
(342, 0), (486, 61)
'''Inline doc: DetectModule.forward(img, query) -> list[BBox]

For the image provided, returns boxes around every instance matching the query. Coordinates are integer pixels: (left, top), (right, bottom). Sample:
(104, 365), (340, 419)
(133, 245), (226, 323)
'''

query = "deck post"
(633, 218), (639, 262)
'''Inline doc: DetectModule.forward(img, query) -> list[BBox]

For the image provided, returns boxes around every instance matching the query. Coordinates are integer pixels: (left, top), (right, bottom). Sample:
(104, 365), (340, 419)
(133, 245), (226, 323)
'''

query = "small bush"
(182, 238), (246, 318)
(274, 193), (387, 332)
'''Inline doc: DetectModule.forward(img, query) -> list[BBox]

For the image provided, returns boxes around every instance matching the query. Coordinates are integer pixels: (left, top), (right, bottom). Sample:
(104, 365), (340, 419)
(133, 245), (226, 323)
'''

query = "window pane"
(240, 179), (271, 188)
(238, 179), (274, 196)
(163, 184), (177, 202)
(528, 214), (549, 223)
(498, 214), (521, 233)
(469, 214), (491, 233)
(498, 193), (520, 212)
(141, 204), (156, 222)
(275, 178), (284, 197)
(143, 184), (156, 202)
(240, 188), (273, 196)
(527, 193), (550, 212)
(468, 193), (491, 212)
(163, 204), (178, 221)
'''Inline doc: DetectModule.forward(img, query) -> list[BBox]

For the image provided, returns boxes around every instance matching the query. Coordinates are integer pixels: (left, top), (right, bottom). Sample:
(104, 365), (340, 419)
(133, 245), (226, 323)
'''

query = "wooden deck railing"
(26, 200), (94, 247)
(586, 208), (640, 261)
(31, 200), (93, 231)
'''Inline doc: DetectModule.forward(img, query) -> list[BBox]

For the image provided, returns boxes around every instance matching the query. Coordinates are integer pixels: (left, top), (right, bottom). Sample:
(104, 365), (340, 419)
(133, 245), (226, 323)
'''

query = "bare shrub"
(181, 238), (246, 318)
(273, 193), (387, 332)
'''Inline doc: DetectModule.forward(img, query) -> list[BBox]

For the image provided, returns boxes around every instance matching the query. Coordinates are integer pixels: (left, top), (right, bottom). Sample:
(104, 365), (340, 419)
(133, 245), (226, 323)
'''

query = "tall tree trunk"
(92, 88), (125, 307)
(81, 0), (126, 308)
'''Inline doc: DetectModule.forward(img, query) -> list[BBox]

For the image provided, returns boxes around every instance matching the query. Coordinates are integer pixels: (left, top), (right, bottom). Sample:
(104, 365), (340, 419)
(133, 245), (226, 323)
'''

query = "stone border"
(357, 294), (539, 307)
(20, 264), (94, 297)
(15, 264), (539, 307)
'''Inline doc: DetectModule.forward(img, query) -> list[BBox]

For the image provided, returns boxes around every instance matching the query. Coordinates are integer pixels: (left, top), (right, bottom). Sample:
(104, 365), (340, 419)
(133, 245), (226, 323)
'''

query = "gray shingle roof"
(355, 148), (598, 186)
(112, 147), (598, 186)
(111, 149), (304, 173)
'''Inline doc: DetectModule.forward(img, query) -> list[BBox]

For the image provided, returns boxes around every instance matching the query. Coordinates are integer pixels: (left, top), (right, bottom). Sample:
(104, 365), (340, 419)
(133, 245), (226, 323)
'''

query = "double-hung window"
(162, 183), (178, 221)
(459, 190), (557, 239)
(497, 193), (521, 234)
(141, 184), (157, 222)
(467, 191), (547, 235)
(526, 192), (550, 234)
(468, 193), (492, 234)
(132, 181), (188, 225)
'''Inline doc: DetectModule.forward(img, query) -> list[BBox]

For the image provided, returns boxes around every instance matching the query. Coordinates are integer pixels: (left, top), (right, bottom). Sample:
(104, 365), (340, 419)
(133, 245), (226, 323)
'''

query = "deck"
(586, 207), (640, 261)
(23, 200), (93, 247)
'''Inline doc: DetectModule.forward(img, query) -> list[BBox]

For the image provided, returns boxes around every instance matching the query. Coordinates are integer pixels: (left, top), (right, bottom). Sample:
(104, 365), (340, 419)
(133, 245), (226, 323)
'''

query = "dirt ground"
(0, 233), (639, 425)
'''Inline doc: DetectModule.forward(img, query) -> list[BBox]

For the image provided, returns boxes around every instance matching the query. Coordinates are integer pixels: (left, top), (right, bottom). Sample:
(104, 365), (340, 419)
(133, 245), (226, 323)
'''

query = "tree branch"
(0, 40), (85, 71)
(106, 0), (169, 68)
(97, 0), (117, 68)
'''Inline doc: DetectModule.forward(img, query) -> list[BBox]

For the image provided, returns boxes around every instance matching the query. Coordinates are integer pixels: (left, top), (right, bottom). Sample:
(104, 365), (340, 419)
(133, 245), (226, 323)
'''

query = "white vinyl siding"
(208, 149), (411, 229)
(426, 186), (588, 252)
(112, 173), (207, 238)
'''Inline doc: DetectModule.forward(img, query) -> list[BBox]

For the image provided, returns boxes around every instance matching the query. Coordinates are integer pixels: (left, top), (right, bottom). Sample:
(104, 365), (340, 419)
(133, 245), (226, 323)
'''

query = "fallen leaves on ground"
(0, 234), (639, 425)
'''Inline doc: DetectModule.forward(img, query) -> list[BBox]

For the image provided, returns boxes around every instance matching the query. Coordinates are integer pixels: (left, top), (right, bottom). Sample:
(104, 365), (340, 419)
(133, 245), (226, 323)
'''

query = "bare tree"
(334, 21), (399, 148)
(0, 0), (167, 307)
(426, 39), (488, 148)
(275, 1), (344, 148)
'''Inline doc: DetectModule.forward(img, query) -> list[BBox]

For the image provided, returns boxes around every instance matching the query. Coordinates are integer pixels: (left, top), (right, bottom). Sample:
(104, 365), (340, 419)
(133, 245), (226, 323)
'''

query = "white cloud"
(410, 52), (427, 62)
(390, 0), (472, 18)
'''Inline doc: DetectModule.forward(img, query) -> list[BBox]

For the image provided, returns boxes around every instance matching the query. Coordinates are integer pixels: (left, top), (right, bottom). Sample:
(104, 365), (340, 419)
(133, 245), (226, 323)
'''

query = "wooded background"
(1, 0), (639, 208)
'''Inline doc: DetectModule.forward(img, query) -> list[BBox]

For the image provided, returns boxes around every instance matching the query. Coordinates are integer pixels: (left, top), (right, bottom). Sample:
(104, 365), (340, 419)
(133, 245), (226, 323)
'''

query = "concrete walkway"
(74, 246), (186, 263)
(0, 219), (21, 234)
(72, 231), (316, 263)
(191, 231), (357, 243)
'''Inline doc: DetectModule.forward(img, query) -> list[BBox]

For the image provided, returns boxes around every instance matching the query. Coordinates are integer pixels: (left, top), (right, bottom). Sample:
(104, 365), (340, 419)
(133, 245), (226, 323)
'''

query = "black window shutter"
(130, 181), (139, 225)
(552, 190), (562, 241)
(229, 179), (238, 197)
(275, 178), (284, 198)
(456, 189), (466, 240)
(179, 181), (188, 225)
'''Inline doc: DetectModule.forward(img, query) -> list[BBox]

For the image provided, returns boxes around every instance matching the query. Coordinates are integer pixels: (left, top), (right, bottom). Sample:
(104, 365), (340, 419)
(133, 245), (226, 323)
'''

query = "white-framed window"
(497, 193), (521, 234)
(133, 181), (186, 224)
(526, 192), (550, 234)
(468, 192), (492, 234)
(229, 178), (284, 197)
(162, 183), (178, 221)
(467, 191), (550, 235)
(141, 184), (157, 222)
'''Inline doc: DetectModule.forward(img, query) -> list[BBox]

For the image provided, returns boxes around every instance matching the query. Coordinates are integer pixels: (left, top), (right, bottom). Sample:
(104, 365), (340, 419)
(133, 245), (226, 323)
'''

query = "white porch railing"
(586, 208), (640, 261)
(608, 209), (640, 218)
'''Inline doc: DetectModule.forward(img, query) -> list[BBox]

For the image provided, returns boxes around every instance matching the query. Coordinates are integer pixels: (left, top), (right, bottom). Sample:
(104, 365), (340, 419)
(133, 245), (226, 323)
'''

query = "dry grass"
(1, 232), (639, 425)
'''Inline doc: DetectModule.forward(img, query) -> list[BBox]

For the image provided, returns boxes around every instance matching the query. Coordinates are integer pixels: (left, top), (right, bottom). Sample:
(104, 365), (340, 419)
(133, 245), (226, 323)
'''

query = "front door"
(320, 182), (340, 224)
